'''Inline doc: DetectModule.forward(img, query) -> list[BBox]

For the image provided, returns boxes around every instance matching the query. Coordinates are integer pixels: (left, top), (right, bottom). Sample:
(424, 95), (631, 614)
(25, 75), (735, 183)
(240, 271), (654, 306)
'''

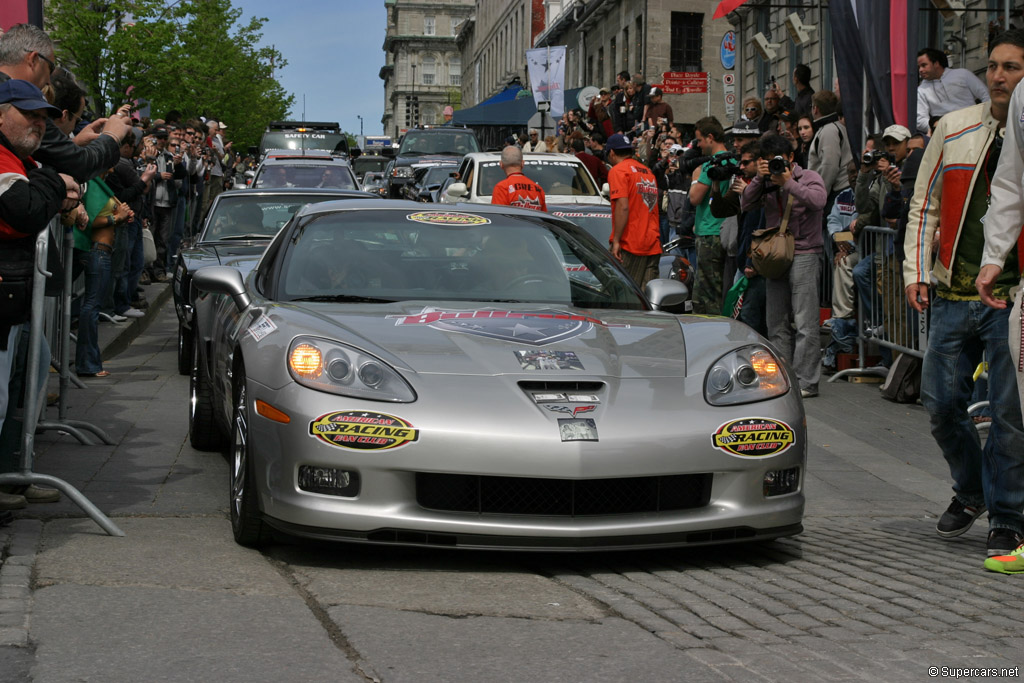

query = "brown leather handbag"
(750, 195), (795, 279)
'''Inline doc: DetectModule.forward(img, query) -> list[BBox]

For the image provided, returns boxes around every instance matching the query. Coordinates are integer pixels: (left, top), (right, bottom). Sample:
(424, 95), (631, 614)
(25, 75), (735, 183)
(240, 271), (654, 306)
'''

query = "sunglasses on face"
(26, 50), (56, 74)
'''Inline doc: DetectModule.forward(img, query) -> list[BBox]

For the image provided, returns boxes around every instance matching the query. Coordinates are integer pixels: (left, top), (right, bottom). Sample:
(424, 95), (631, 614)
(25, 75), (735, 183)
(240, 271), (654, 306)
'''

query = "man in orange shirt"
(491, 146), (547, 211)
(606, 133), (661, 287)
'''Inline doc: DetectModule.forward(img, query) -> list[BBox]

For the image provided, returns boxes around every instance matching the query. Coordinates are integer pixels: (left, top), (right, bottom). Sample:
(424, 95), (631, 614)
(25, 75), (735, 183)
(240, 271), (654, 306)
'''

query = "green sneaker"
(984, 543), (1024, 574)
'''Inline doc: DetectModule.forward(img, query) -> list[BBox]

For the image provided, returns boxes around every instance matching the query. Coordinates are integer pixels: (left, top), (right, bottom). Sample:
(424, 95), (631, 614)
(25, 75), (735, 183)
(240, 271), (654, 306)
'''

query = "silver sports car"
(190, 200), (805, 550)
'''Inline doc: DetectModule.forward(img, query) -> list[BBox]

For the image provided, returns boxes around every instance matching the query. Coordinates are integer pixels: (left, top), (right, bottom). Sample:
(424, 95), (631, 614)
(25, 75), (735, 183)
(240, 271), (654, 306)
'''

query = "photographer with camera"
(688, 117), (736, 315)
(741, 134), (827, 398)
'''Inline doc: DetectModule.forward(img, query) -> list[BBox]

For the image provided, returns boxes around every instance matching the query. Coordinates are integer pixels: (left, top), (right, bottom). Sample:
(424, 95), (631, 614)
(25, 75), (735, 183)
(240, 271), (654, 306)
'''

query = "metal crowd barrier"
(829, 224), (929, 383)
(0, 224), (122, 536)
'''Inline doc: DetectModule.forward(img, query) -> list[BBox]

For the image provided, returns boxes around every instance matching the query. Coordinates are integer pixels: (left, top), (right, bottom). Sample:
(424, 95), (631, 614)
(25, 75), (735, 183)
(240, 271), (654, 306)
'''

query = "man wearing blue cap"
(0, 79), (79, 509)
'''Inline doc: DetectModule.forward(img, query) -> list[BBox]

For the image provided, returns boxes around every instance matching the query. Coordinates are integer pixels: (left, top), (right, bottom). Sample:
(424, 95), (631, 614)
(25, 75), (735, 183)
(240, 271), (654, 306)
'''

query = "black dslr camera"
(862, 149), (895, 166)
(767, 155), (790, 175)
(706, 153), (744, 181)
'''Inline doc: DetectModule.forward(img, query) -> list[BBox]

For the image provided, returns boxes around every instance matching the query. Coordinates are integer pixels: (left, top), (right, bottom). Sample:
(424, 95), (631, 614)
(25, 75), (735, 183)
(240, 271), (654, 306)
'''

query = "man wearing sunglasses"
(0, 23), (129, 183)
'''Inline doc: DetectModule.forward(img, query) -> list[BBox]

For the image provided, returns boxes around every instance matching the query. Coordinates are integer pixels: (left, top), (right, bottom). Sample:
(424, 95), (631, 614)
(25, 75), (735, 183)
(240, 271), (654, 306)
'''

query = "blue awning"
(452, 87), (588, 127)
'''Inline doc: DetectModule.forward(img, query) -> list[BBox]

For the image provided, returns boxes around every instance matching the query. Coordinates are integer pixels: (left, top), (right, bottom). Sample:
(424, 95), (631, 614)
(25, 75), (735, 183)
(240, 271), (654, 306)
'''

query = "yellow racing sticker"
(406, 211), (491, 226)
(711, 418), (795, 457)
(310, 411), (419, 451)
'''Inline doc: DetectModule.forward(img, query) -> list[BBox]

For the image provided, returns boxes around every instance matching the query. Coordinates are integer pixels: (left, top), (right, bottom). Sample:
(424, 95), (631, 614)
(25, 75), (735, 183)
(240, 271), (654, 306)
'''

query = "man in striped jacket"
(903, 30), (1024, 562)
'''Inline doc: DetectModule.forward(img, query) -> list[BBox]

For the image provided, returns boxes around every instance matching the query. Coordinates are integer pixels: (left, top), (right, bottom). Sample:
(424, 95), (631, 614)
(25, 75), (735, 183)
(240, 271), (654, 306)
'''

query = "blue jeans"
(75, 247), (111, 375)
(922, 297), (1024, 533)
(765, 253), (821, 392)
(126, 219), (144, 304)
(167, 197), (187, 272)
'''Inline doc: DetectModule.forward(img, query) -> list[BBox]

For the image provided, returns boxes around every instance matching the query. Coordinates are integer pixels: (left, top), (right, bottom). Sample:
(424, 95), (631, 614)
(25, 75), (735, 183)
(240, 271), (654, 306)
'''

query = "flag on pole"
(526, 46), (567, 118)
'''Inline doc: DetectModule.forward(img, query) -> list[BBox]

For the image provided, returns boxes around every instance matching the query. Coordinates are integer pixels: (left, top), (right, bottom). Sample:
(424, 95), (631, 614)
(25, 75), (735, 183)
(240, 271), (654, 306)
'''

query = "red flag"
(713, 0), (753, 20)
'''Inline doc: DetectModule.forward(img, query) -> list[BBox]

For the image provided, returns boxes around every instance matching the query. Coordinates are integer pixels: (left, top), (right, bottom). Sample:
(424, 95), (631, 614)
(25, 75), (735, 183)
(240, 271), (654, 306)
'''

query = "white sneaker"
(99, 312), (127, 323)
(121, 307), (145, 318)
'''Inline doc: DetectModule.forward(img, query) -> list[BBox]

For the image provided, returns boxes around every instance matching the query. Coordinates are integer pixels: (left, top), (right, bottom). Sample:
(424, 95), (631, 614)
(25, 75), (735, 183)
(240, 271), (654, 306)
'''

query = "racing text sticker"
(711, 418), (795, 458)
(406, 211), (491, 226)
(514, 349), (584, 371)
(310, 411), (419, 451)
(248, 315), (277, 342)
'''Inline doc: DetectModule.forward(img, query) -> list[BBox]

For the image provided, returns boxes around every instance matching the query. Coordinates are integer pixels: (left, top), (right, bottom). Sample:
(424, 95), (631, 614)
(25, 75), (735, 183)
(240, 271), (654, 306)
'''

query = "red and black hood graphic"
(386, 307), (628, 346)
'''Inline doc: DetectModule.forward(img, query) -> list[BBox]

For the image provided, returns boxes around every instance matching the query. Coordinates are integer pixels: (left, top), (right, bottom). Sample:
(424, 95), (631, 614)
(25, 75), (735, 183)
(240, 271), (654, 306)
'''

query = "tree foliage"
(47, 0), (293, 147)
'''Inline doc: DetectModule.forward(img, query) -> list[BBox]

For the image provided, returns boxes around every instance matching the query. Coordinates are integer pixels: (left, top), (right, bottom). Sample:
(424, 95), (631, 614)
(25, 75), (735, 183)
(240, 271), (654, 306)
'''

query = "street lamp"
(357, 114), (363, 138)
(411, 64), (417, 127)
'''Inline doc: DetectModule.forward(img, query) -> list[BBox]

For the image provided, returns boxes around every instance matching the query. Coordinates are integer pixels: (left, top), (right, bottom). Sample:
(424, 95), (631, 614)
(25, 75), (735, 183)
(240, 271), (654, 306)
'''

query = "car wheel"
(177, 323), (193, 376)
(189, 334), (227, 451)
(230, 363), (266, 547)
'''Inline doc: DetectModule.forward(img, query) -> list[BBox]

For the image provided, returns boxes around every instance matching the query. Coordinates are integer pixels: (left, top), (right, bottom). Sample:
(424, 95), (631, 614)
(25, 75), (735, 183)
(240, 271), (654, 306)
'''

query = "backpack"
(880, 353), (922, 403)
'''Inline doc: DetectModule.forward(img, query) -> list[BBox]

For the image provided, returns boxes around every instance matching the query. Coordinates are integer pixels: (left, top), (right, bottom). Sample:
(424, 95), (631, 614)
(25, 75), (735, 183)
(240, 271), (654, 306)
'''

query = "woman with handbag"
(75, 170), (133, 378)
(740, 134), (828, 398)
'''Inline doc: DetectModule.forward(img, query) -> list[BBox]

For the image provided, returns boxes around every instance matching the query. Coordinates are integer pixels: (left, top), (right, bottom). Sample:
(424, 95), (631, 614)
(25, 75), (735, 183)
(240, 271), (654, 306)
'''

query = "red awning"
(713, 0), (753, 20)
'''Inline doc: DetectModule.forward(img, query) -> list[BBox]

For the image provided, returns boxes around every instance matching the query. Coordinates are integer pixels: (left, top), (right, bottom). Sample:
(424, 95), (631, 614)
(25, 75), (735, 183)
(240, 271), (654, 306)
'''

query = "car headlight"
(704, 344), (789, 406)
(393, 167), (414, 178)
(287, 336), (416, 403)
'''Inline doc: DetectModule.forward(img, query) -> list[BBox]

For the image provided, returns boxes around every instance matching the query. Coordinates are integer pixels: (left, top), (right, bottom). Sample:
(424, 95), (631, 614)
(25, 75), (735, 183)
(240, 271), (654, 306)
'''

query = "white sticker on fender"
(248, 315), (277, 342)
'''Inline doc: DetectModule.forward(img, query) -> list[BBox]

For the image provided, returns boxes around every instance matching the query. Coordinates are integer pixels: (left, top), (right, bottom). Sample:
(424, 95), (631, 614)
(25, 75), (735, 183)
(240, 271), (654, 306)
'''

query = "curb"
(98, 282), (173, 361)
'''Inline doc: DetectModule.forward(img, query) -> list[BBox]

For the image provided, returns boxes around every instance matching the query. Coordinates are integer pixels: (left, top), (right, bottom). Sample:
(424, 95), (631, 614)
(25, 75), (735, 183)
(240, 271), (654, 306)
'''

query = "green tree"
(47, 0), (293, 148)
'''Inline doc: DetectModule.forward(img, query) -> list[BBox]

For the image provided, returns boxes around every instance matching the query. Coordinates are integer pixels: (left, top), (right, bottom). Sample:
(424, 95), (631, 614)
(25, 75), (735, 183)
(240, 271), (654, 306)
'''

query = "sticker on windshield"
(309, 411), (419, 451)
(406, 211), (491, 226)
(514, 349), (584, 371)
(711, 418), (795, 458)
(247, 315), (277, 342)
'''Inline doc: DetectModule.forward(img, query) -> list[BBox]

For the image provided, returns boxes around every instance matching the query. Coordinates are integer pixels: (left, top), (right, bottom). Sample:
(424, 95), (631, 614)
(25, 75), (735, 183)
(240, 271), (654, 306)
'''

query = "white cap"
(881, 124), (911, 142)
(669, 144), (684, 154)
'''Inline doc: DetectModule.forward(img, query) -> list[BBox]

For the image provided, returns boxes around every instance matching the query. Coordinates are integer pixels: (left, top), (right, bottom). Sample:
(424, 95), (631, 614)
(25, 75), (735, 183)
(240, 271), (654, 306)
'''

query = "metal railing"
(0, 223), (122, 536)
(830, 224), (929, 383)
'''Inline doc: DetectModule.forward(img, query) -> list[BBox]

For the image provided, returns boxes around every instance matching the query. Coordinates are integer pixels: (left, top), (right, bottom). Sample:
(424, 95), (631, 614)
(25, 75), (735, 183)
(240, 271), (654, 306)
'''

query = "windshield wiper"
(291, 295), (396, 303)
(218, 234), (272, 241)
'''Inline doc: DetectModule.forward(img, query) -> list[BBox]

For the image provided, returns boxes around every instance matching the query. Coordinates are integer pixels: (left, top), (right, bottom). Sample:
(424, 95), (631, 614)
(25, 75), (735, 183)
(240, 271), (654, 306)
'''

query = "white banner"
(526, 46), (567, 118)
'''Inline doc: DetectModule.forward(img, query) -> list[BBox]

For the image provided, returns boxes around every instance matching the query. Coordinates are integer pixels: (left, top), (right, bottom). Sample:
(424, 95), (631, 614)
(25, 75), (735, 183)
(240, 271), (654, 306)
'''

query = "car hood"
(262, 301), (688, 379)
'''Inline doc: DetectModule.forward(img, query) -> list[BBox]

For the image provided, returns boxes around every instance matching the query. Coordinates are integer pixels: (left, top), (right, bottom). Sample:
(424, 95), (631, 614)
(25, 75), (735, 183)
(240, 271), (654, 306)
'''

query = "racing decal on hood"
(388, 307), (628, 346)
(406, 211), (491, 226)
(514, 349), (584, 370)
(711, 418), (794, 458)
(559, 418), (598, 442)
(309, 411), (419, 451)
(546, 404), (596, 417)
(248, 314), (277, 342)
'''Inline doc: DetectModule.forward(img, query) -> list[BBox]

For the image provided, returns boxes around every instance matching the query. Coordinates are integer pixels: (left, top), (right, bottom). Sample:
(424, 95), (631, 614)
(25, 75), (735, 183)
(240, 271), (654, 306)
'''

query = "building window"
(636, 16), (643, 74)
(588, 55), (594, 85)
(610, 36), (617, 79)
(670, 12), (703, 72)
(424, 16), (435, 36)
(422, 55), (435, 85)
(450, 56), (461, 86)
(598, 47), (604, 87)
(623, 27), (629, 72)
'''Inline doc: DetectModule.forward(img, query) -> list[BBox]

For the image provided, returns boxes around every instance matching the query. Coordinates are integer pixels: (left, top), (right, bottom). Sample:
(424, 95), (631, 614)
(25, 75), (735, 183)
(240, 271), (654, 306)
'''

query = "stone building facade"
(456, 0), (544, 108)
(380, 0), (475, 139)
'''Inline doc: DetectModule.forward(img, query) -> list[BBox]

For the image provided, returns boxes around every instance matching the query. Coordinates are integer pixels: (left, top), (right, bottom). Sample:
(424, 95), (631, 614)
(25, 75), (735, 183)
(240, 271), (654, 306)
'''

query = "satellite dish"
(578, 86), (601, 110)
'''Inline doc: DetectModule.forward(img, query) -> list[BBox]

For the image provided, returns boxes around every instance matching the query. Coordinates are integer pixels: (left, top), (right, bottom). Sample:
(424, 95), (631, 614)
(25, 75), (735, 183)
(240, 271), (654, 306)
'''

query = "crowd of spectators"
(0, 23), (242, 510)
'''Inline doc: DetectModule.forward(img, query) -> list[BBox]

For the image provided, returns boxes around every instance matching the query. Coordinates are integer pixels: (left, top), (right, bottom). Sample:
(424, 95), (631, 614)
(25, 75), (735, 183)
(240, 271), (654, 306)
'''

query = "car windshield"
(478, 159), (599, 197)
(399, 131), (480, 156)
(352, 156), (390, 177)
(203, 195), (343, 241)
(420, 165), (458, 186)
(549, 210), (611, 244)
(254, 164), (356, 190)
(276, 209), (645, 309)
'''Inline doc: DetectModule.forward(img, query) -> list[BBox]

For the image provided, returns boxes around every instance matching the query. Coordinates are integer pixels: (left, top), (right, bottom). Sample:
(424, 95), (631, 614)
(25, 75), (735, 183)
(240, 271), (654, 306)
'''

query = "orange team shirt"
(607, 158), (661, 256)
(491, 172), (548, 212)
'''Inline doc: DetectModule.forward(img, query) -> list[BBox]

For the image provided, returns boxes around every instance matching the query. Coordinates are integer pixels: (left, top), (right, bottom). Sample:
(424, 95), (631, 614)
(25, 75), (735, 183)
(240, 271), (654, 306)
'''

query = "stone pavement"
(0, 296), (1021, 682)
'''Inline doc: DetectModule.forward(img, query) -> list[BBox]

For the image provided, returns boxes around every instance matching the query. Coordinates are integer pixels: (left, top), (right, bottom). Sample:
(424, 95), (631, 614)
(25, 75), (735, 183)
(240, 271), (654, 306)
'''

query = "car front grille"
(415, 473), (712, 516)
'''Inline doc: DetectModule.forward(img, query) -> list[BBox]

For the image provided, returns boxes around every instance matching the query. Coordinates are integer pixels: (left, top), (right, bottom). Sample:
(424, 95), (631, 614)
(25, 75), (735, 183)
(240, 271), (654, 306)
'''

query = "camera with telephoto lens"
(767, 155), (790, 175)
(862, 149), (895, 166)
(706, 153), (743, 181)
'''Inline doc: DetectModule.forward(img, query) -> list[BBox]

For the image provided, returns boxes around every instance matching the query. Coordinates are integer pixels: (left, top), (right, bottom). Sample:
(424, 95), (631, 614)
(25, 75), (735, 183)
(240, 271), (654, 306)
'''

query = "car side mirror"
(192, 265), (250, 312)
(601, 182), (610, 198)
(446, 182), (468, 199)
(644, 278), (690, 313)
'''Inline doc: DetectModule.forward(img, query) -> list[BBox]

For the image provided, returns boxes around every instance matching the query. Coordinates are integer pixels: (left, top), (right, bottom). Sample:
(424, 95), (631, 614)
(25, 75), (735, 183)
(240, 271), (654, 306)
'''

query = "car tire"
(189, 334), (227, 452)
(177, 324), (193, 376)
(230, 363), (267, 547)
